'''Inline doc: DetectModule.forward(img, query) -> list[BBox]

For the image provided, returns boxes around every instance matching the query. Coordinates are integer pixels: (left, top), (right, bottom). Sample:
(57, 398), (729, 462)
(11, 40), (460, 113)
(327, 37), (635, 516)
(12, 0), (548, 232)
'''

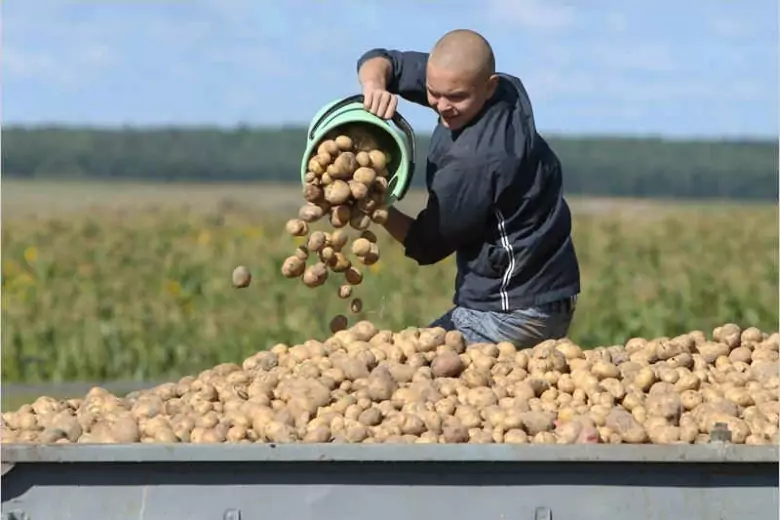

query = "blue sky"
(3, 0), (778, 138)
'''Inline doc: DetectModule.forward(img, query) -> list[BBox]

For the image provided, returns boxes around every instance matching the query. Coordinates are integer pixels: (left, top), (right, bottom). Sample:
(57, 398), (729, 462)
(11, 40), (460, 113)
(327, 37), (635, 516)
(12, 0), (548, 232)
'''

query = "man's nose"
(437, 99), (452, 112)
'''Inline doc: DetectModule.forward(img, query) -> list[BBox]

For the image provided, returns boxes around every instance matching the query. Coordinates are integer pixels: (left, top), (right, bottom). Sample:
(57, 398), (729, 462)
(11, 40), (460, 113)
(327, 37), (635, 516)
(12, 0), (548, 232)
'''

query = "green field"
(2, 180), (778, 408)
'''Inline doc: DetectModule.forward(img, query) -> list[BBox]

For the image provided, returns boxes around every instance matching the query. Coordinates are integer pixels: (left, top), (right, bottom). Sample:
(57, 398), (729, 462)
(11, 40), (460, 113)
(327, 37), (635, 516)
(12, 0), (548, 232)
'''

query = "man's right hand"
(362, 85), (398, 120)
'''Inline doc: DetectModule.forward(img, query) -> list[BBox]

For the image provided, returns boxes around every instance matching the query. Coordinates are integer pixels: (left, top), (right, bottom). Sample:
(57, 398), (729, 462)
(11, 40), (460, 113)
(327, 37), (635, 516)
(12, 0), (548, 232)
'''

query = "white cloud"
(522, 65), (730, 105)
(709, 17), (748, 39)
(604, 12), (629, 33)
(486, 0), (576, 30)
(3, 47), (68, 82)
(593, 42), (679, 73)
(534, 42), (680, 75)
(3, 44), (116, 85)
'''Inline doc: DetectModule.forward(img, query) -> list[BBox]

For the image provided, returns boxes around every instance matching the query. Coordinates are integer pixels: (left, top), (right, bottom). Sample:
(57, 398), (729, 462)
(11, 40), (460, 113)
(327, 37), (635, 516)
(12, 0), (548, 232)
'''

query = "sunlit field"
(2, 181), (777, 404)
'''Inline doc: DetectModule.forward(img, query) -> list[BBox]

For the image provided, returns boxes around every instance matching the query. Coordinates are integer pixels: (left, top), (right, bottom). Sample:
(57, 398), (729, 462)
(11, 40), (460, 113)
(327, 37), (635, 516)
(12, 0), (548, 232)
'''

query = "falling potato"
(319, 246), (337, 266)
(351, 237), (372, 257)
(293, 246), (309, 261)
(361, 243), (380, 266)
(338, 284), (353, 299)
(360, 230), (377, 243)
(232, 266), (252, 288)
(328, 230), (349, 251)
(350, 298), (363, 314)
(330, 253), (351, 273)
(306, 231), (327, 253)
(281, 257), (306, 279)
(302, 263), (329, 288)
(345, 266), (363, 285)
(285, 219), (309, 237)
(350, 212), (372, 231)
(329, 314), (348, 333)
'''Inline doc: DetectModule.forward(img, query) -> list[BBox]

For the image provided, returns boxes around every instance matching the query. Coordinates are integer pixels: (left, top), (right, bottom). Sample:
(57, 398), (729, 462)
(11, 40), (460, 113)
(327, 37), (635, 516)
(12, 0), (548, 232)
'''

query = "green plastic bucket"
(301, 94), (416, 206)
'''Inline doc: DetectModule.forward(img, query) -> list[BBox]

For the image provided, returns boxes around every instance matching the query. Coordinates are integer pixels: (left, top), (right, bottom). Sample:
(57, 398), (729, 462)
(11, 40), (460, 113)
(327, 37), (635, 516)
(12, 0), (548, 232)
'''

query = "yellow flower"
(2, 259), (19, 276)
(243, 226), (263, 239)
(165, 280), (181, 296)
(16, 273), (36, 287)
(197, 231), (212, 246)
(23, 246), (38, 264)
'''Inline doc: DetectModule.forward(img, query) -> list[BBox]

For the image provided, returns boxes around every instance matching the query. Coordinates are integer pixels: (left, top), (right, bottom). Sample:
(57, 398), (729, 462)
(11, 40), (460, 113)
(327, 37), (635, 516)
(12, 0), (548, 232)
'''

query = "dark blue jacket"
(357, 49), (581, 312)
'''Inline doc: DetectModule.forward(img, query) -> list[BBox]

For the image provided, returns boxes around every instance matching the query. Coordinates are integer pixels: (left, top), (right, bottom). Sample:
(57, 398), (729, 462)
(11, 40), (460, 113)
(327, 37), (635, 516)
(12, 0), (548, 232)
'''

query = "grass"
(2, 180), (778, 394)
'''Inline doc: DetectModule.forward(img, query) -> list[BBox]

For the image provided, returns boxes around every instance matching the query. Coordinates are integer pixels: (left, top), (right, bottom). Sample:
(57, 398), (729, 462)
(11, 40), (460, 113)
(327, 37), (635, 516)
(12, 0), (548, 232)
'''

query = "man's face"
(426, 64), (498, 131)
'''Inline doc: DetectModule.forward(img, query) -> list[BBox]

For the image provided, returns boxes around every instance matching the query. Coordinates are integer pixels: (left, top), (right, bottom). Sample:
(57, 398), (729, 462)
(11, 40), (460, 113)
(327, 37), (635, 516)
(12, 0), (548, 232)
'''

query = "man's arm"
(381, 206), (415, 245)
(356, 49), (429, 108)
(400, 160), (496, 266)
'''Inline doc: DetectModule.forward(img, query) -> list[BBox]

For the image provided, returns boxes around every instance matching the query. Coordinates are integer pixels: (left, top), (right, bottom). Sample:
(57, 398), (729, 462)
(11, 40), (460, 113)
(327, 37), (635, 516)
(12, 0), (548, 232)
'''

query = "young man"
(356, 29), (580, 348)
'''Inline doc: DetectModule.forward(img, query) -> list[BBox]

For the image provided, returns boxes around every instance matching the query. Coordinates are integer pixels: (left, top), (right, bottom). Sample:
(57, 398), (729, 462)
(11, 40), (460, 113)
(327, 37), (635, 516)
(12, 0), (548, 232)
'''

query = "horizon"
(3, 123), (777, 144)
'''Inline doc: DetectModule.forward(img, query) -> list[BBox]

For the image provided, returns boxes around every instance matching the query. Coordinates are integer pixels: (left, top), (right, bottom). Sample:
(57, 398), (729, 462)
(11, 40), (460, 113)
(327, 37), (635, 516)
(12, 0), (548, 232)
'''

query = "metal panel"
(2, 444), (778, 520)
(3, 443), (778, 463)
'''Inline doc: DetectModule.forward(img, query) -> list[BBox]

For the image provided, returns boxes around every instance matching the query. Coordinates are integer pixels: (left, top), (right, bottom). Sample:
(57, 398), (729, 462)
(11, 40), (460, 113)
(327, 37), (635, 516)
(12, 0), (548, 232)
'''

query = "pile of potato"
(280, 125), (393, 331)
(2, 323), (778, 446)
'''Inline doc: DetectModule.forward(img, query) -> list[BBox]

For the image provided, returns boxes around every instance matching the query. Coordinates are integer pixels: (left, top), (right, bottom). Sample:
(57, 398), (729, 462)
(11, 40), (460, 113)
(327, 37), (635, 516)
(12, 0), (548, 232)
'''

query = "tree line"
(2, 126), (777, 200)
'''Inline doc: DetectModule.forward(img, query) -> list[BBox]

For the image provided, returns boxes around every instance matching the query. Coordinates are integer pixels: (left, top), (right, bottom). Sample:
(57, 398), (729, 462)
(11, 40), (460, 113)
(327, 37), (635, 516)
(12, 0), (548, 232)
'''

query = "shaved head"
(429, 29), (496, 81)
(425, 29), (499, 130)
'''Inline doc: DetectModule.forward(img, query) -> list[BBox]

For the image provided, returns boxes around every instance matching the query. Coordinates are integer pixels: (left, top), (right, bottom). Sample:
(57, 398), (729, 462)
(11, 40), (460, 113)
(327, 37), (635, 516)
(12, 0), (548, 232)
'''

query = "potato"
(7, 323), (778, 446)
(319, 246), (337, 266)
(334, 135), (353, 151)
(356, 151), (372, 167)
(306, 231), (327, 253)
(357, 197), (379, 215)
(285, 218), (309, 237)
(303, 182), (324, 203)
(281, 256), (306, 279)
(324, 180), (352, 205)
(330, 315), (348, 334)
(317, 139), (340, 157)
(330, 253), (351, 273)
(368, 150), (387, 170)
(299, 203), (328, 223)
(231, 266), (252, 288)
(345, 266), (363, 285)
(331, 152), (358, 180)
(302, 263), (329, 288)
(350, 212), (372, 231)
(361, 243), (380, 266)
(353, 167), (377, 186)
(606, 409), (647, 443)
(351, 237), (372, 257)
(330, 205), (352, 228)
(349, 180), (369, 200)
(350, 298), (363, 314)
(441, 418), (469, 443)
(308, 157), (325, 176)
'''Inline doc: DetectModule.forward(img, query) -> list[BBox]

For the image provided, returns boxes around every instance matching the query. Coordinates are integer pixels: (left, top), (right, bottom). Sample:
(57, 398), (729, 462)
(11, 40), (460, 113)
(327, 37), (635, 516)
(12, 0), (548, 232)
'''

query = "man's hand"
(362, 84), (398, 120)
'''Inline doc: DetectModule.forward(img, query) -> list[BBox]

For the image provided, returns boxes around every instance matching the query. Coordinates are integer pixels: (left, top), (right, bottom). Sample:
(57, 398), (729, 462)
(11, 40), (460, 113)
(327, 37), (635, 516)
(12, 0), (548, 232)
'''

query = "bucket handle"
(309, 94), (416, 201)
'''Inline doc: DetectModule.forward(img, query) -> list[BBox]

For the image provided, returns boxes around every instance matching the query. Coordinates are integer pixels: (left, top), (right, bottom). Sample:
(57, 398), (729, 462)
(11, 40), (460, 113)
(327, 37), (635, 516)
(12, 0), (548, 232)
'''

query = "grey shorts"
(428, 296), (577, 348)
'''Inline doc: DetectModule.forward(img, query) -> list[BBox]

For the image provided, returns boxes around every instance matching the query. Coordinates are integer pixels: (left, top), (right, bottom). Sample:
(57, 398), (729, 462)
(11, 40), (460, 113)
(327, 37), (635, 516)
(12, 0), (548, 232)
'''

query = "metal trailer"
(1, 443), (778, 520)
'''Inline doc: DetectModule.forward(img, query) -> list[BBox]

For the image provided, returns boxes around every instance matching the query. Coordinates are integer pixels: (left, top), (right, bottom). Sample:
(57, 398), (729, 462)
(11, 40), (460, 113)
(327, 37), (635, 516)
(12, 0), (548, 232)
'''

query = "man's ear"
(486, 74), (499, 97)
